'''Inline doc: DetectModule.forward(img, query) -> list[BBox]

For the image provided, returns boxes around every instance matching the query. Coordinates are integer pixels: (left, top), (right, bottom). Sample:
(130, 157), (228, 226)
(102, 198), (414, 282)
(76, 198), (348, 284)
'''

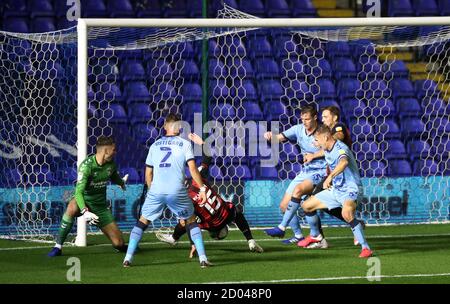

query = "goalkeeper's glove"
(81, 208), (99, 225)
(121, 174), (129, 191)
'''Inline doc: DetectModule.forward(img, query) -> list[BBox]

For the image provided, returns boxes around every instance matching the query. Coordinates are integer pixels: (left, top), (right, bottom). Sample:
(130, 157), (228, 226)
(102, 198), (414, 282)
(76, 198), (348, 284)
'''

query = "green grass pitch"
(1, 224), (449, 284)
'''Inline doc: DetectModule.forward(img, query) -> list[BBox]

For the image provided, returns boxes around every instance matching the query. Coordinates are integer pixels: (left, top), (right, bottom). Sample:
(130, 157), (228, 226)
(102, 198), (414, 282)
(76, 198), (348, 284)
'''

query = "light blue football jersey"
(325, 140), (362, 189)
(146, 135), (195, 194)
(281, 124), (327, 171)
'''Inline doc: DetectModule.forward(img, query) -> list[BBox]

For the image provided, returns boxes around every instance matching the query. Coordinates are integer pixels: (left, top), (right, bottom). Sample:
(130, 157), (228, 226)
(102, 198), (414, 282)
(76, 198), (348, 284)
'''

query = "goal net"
(1, 5), (449, 243)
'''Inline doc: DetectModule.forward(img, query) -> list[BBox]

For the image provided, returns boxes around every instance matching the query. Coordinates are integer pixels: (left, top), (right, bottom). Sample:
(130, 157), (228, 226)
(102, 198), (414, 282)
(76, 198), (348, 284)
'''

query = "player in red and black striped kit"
(156, 133), (263, 256)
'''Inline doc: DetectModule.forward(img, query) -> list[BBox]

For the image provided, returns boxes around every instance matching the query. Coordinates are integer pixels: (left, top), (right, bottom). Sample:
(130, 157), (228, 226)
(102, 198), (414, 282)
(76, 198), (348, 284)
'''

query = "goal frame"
(76, 16), (450, 246)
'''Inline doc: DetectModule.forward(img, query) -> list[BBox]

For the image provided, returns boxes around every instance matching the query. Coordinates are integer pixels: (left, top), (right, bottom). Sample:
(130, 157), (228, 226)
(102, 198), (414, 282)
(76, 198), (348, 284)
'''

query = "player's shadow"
(364, 235), (450, 256)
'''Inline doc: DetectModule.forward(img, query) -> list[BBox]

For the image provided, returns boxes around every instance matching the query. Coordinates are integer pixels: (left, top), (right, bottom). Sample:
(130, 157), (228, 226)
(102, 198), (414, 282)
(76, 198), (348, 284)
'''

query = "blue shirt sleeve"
(281, 125), (300, 142)
(145, 146), (154, 167)
(185, 142), (195, 163)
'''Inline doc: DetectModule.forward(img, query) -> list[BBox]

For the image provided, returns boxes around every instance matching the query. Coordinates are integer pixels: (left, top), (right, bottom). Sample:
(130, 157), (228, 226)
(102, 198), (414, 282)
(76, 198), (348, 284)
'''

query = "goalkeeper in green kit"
(48, 136), (128, 257)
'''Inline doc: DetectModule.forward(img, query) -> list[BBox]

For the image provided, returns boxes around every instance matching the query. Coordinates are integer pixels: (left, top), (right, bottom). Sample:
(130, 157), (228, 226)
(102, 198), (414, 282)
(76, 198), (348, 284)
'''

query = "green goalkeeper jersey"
(74, 155), (124, 210)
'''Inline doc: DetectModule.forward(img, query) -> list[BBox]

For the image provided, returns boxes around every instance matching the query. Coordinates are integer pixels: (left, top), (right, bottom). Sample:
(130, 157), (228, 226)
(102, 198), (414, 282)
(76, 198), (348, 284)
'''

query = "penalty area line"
(203, 272), (450, 284)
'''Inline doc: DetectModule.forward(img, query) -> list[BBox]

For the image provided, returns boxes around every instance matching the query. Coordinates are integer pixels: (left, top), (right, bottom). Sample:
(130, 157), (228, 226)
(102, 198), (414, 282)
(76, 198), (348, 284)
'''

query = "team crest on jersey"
(338, 149), (346, 155)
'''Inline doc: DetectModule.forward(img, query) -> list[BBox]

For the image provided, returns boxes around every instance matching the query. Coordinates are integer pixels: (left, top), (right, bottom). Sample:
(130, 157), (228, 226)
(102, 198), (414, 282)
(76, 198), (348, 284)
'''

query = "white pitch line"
(1, 232), (450, 251)
(204, 272), (450, 284)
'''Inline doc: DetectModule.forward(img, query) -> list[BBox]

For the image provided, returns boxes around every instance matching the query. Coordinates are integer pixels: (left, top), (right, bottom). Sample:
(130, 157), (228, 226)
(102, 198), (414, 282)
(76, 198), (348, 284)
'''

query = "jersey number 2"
(159, 147), (172, 168)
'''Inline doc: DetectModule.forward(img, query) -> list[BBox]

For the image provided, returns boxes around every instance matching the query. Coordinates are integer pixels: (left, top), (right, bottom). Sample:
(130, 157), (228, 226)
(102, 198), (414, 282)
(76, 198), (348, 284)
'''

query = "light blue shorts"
(141, 190), (194, 222)
(286, 168), (327, 196)
(314, 186), (360, 210)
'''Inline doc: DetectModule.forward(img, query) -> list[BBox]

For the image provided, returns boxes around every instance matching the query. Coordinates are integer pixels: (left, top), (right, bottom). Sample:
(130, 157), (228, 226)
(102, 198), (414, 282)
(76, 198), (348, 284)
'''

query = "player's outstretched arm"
(304, 150), (325, 164)
(187, 160), (207, 203)
(188, 132), (204, 145)
(263, 131), (287, 143)
(323, 157), (349, 189)
(110, 167), (127, 190)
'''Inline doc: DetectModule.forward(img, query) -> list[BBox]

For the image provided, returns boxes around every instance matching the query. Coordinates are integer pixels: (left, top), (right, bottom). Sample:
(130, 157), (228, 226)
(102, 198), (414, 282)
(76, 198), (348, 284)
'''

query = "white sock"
(55, 244), (62, 249)
(277, 225), (286, 231)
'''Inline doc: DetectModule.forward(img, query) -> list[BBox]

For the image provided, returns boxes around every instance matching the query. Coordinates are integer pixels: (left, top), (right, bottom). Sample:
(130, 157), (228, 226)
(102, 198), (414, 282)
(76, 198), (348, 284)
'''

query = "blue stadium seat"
(59, 167), (77, 185)
(360, 160), (387, 177)
(326, 41), (352, 59)
(292, 0), (317, 17)
(385, 139), (408, 159)
(390, 78), (415, 99)
(6, 169), (22, 186)
(369, 98), (396, 118)
(273, 36), (296, 59)
(388, 159), (412, 176)
(181, 83), (202, 102)
(163, 0), (187, 17)
(120, 167), (141, 183)
(438, 0), (450, 15)
(424, 97), (449, 116)
(264, 101), (288, 121)
(125, 81), (150, 104)
(333, 57), (357, 80)
(357, 57), (383, 80)
(108, 103), (128, 124)
(427, 115), (450, 139)
(282, 59), (305, 78)
(337, 79), (363, 101)
(239, 0), (266, 17)
(132, 123), (160, 145)
(211, 103), (236, 121)
(376, 119), (401, 140)
(341, 99), (367, 119)
(180, 60), (200, 81)
(412, 0), (439, 16)
(353, 142), (381, 160)
(182, 101), (201, 122)
(209, 58), (225, 79)
(136, 0), (162, 17)
(349, 119), (375, 140)
(401, 118), (426, 138)
(388, 0), (414, 17)
(146, 59), (173, 81)
(315, 79), (336, 100)
(239, 81), (258, 101)
(82, 0), (108, 17)
(242, 101), (264, 120)
(150, 82), (178, 102)
(415, 79), (438, 100)
(97, 83), (124, 104)
(384, 60), (409, 78)
(318, 99), (340, 111)
(284, 79), (312, 101)
(362, 80), (390, 99)
(306, 58), (333, 79)
(413, 159), (439, 176)
(431, 137), (450, 155)
(3, 0), (28, 18)
(397, 98), (422, 118)
(227, 59), (255, 79)
(248, 37), (273, 59)
(259, 80), (283, 101)
(4, 17), (29, 32)
(108, 0), (135, 17)
(128, 103), (152, 124)
(210, 80), (230, 101)
(57, 17), (76, 30)
(29, 0), (54, 18)
(407, 140), (431, 161)
(120, 61), (144, 82)
(266, 0), (291, 17)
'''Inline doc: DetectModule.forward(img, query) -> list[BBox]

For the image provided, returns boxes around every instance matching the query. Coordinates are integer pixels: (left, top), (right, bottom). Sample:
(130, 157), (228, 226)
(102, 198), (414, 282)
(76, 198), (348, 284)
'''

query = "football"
(209, 225), (229, 240)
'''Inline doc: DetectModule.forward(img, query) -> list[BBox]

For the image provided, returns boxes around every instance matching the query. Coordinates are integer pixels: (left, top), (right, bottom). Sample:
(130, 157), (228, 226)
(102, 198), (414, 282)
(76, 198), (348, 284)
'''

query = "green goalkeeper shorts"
(85, 203), (115, 228)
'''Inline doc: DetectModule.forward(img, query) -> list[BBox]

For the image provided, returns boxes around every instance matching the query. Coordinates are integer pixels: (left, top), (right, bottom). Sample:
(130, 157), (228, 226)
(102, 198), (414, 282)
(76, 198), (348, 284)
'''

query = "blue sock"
(187, 222), (207, 263)
(279, 197), (301, 229)
(289, 216), (303, 238)
(124, 221), (147, 262)
(350, 219), (370, 249)
(305, 211), (320, 237)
